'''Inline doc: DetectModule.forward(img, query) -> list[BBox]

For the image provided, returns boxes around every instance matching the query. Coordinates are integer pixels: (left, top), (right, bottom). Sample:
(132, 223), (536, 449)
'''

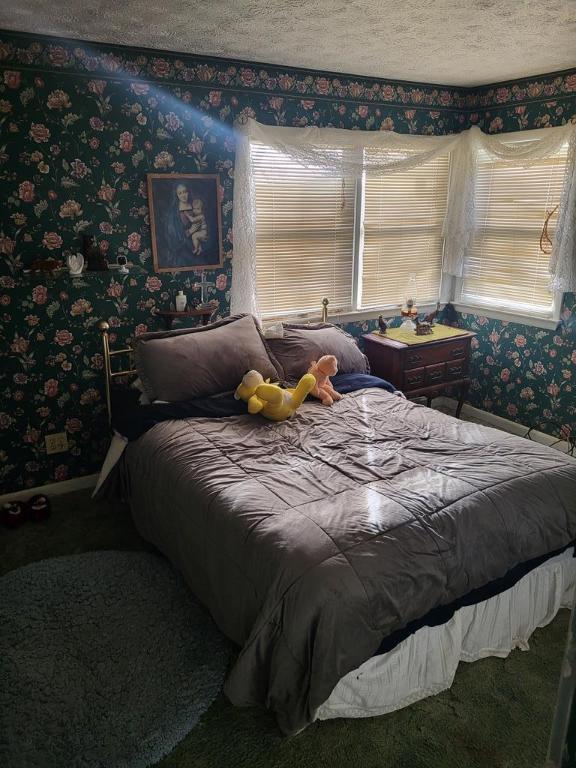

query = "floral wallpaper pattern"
(448, 299), (576, 436)
(0, 29), (575, 492)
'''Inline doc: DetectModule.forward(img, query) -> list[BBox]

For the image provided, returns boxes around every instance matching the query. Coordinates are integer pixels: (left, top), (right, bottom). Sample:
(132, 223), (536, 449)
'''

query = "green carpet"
(0, 489), (567, 768)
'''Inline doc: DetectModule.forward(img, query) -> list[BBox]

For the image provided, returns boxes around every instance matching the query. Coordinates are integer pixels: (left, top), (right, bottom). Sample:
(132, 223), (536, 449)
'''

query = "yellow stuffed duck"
(234, 370), (316, 422)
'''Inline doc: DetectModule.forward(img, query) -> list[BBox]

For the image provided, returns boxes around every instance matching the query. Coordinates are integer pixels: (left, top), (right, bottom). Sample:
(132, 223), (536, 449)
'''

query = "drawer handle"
(407, 375), (422, 384)
(407, 354), (423, 364)
(448, 365), (462, 375)
(450, 348), (464, 357)
(428, 370), (444, 381)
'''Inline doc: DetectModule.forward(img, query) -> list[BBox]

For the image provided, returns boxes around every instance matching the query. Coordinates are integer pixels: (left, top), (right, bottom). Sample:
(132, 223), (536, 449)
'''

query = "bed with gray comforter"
(120, 387), (576, 734)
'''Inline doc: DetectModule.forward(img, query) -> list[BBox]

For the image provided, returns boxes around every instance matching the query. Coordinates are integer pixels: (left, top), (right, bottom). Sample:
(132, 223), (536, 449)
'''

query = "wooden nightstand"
(362, 327), (476, 417)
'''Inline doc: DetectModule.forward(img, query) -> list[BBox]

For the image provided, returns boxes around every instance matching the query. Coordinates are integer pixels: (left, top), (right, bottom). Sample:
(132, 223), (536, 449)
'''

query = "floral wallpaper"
(462, 72), (576, 133)
(0, 29), (575, 492)
(445, 298), (576, 438)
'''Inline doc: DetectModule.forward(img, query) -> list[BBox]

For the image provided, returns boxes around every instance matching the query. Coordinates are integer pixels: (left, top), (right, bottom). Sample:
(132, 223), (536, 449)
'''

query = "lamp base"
(400, 316), (416, 331)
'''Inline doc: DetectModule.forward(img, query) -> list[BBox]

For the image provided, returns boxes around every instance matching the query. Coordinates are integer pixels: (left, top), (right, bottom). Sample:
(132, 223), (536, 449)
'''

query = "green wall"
(0, 29), (575, 492)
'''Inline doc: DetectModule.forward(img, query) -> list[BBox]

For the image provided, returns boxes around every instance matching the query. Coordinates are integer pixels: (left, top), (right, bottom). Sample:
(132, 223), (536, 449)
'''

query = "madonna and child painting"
(147, 174), (223, 272)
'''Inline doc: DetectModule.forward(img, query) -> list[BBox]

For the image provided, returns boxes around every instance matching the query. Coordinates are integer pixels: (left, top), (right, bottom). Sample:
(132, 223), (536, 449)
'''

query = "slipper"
(1, 501), (27, 529)
(27, 494), (51, 522)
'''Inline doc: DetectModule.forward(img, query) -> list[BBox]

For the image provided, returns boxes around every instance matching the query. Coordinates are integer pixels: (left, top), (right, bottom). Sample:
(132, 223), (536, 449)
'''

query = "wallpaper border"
(0, 27), (475, 111)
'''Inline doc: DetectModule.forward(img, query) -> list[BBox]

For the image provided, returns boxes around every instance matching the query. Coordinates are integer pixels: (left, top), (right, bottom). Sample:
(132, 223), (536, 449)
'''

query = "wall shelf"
(154, 307), (217, 329)
(20, 266), (147, 281)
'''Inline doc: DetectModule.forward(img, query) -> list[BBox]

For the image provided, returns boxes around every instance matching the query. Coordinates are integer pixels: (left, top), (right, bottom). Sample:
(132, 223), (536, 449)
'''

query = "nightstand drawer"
(404, 349), (430, 369)
(404, 343), (463, 370)
(446, 343), (467, 360)
(446, 360), (467, 379)
(403, 367), (426, 390)
(425, 362), (446, 385)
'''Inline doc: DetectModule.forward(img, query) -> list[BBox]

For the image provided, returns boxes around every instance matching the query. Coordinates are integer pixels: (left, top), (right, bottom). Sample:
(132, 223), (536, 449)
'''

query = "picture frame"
(147, 173), (223, 273)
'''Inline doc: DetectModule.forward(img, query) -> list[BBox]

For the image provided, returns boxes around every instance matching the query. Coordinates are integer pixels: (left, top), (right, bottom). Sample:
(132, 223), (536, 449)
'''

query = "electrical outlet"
(45, 432), (69, 455)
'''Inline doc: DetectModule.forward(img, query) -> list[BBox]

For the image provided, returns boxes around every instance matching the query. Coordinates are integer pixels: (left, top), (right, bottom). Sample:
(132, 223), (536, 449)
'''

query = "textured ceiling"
(1, 0), (575, 86)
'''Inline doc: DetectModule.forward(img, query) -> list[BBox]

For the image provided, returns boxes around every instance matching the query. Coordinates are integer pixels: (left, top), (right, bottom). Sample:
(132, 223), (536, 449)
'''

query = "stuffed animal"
(307, 355), (342, 406)
(234, 370), (267, 403)
(234, 370), (316, 422)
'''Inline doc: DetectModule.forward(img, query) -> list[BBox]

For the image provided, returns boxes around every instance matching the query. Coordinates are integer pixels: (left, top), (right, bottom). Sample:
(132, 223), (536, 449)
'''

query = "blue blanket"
(113, 373), (396, 441)
(331, 373), (396, 395)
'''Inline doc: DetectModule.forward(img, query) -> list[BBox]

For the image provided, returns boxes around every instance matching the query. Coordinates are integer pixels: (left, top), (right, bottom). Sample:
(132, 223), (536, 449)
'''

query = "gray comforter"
(122, 389), (576, 734)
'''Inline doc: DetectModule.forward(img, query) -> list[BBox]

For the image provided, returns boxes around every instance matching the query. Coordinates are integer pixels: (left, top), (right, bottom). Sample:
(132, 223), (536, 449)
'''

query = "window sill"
(332, 304), (439, 326)
(452, 303), (560, 331)
(263, 304), (439, 327)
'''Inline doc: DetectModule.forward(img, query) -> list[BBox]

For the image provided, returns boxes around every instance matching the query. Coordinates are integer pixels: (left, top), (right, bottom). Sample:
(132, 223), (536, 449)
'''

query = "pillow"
(267, 322), (369, 382)
(133, 314), (282, 402)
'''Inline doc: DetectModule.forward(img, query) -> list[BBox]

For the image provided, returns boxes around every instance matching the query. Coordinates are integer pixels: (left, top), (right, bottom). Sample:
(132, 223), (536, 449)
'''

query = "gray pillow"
(133, 314), (282, 402)
(267, 322), (369, 382)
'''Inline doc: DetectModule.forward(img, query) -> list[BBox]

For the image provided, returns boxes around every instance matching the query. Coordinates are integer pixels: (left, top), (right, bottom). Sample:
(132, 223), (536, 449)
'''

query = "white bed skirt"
(317, 548), (576, 721)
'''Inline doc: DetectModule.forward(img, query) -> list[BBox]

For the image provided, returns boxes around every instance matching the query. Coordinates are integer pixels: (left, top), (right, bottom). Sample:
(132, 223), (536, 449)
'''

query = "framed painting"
(147, 173), (223, 272)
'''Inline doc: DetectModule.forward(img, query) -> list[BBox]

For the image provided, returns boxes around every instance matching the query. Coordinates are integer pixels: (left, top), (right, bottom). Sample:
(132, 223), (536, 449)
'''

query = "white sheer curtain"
(230, 119), (462, 317)
(230, 118), (576, 317)
(550, 127), (576, 292)
(446, 124), (576, 285)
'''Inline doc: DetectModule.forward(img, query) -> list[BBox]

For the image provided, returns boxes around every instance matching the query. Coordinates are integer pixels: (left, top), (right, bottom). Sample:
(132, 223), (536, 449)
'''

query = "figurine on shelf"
(192, 271), (214, 304)
(29, 258), (63, 274)
(175, 290), (187, 312)
(116, 254), (129, 275)
(415, 319), (433, 336)
(377, 315), (388, 335)
(197, 298), (219, 311)
(67, 253), (84, 276)
(82, 234), (108, 271)
(424, 301), (441, 326)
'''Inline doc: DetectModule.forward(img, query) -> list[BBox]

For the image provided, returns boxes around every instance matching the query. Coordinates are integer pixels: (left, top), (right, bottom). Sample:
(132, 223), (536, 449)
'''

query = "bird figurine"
(377, 315), (388, 335)
(415, 318), (433, 336)
(424, 301), (441, 326)
(442, 302), (458, 326)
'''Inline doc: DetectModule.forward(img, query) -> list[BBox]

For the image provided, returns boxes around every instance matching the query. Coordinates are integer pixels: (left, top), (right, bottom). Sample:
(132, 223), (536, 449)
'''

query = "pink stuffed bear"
(307, 355), (342, 406)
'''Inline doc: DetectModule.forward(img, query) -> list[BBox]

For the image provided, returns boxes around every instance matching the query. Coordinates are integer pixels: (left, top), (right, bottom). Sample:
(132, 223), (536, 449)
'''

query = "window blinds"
(461, 143), (569, 316)
(252, 142), (356, 318)
(361, 152), (449, 309)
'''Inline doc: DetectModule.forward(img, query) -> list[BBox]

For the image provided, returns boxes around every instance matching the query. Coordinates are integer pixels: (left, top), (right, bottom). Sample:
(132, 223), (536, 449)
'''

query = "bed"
(97, 315), (576, 735)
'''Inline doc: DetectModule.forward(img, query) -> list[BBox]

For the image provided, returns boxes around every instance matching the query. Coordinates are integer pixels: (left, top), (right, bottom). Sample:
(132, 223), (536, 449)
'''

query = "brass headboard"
(98, 321), (137, 430)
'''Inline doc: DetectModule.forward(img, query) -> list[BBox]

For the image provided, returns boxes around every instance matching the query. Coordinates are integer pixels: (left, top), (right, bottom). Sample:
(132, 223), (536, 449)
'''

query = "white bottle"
(175, 290), (187, 312)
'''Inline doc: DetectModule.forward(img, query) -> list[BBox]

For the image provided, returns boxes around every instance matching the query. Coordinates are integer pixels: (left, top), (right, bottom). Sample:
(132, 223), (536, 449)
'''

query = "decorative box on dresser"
(362, 327), (477, 417)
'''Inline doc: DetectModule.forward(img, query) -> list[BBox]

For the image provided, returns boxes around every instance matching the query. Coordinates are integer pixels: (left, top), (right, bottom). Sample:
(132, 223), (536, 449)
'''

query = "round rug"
(0, 550), (231, 768)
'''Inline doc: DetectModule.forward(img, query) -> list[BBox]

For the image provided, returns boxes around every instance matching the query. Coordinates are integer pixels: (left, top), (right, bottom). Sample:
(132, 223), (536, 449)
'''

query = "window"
(252, 142), (448, 319)
(459, 140), (569, 320)
(361, 152), (449, 308)
(252, 132), (568, 324)
(252, 143), (356, 318)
